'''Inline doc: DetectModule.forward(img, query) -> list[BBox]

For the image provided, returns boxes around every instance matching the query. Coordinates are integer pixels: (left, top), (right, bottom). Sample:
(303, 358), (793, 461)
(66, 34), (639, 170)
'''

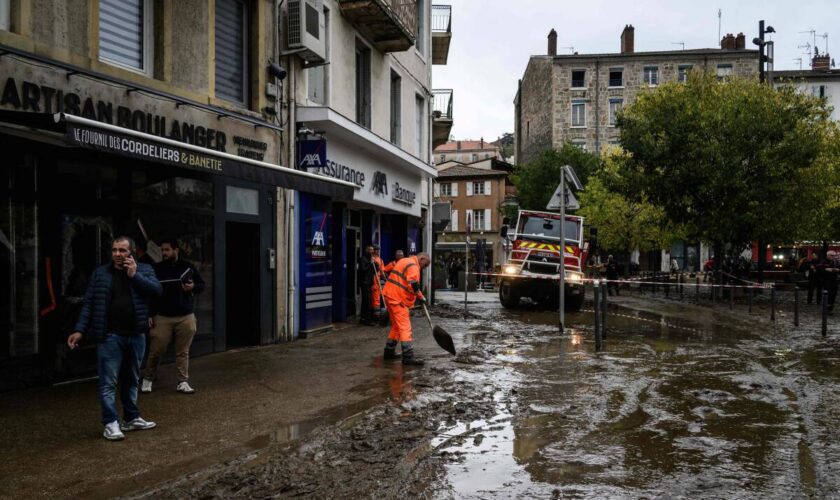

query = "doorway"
(345, 227), (360, 319)
(226, 221), (260, 347)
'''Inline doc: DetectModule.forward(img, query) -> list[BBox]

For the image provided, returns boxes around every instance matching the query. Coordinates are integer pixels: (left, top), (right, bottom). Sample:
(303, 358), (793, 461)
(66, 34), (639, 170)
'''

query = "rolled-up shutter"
(215, 0), (249, 104)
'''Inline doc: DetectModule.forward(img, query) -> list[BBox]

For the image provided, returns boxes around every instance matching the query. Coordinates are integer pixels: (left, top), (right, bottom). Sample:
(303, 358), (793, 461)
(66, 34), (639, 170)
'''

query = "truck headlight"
(566, 271), (584, 284)
(504, 265), (519, 275)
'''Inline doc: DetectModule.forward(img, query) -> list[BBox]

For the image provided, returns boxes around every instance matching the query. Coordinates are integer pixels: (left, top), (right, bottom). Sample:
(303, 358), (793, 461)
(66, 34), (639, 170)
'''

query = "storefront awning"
(0, 111), (358, 199)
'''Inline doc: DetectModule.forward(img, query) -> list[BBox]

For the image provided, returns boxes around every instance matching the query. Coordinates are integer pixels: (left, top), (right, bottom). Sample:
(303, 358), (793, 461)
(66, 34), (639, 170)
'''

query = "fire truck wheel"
(499, 281), (520, 309)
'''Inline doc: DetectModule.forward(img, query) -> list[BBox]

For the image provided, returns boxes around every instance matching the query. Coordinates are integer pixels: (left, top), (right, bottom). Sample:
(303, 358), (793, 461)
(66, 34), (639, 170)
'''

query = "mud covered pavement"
(143, 291), (840, 499)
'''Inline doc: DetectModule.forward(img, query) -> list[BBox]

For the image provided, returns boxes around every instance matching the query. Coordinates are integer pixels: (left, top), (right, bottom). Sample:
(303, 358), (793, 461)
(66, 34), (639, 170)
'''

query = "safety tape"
(464, 272), (773, 289)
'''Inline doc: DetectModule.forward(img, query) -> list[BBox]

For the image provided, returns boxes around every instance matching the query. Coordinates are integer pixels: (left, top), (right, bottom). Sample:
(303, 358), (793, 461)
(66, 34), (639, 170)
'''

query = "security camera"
(268, 62), (287, 81)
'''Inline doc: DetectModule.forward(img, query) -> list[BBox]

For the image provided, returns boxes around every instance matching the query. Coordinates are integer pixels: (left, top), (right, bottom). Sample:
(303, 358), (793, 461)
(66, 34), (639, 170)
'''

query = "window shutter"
(485, 180), (491, 195)
(433, 183), (440, 196)
(452, 182), (459, 197)
(451, 209), (458, 231)
(484, 209), (491, 230)
(99, 0), (146, 70)
(215, 0), (248, 103)
(466, 182), (473, 196)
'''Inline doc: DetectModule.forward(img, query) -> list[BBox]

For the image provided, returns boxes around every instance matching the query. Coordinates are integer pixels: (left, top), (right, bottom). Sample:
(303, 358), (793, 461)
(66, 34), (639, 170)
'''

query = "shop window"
(1, 163), (39, 358)
(99, 0), (153, 74)
(226, 185), (259, 215)
(133, 175), (213, 209)
(215, 0), (250, 105)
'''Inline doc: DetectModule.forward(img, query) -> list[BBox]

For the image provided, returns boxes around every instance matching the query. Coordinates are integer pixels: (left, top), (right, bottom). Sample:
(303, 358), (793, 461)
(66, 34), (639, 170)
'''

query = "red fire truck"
(498, 210), (586, 310)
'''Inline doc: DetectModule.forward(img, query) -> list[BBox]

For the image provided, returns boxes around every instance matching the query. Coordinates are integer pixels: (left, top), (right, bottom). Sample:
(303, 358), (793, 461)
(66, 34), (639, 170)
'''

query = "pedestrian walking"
(67, 236), (162, 441)
(357, 245), (376, 325)
(605, 255), (620, 296)
(141, 238), (206, 394)
(382, 252), (431, 366)
(818, 251), (839, 313)
(371, 245), (385, 318)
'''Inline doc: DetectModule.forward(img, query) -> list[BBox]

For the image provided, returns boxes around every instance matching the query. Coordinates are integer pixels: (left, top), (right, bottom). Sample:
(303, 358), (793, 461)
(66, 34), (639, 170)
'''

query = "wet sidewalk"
(0, 319), (443, 500)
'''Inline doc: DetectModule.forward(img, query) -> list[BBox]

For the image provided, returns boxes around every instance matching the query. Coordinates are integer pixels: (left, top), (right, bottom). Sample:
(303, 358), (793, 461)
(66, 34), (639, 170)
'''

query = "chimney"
(721, 33), (735, 50)
(813, 54), (831, 71)
(547, 29), (557, 56)
(621, 24), (635, 54)
(735, 33), (745, 50)
(480, 137), (484, 148)
(456, 140), (462, 150)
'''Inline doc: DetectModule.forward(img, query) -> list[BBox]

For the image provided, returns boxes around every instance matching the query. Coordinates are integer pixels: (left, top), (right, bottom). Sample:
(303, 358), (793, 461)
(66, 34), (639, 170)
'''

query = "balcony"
(432, 89), (453, 149)
(337, 0), (417, 53)
(431, 5), (452, 64)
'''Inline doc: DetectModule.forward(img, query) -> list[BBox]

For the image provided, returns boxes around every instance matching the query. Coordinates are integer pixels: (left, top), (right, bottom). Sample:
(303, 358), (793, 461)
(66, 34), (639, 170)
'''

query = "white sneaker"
(176, 381), (195, 394)
(103, 421), (125, 441)
(140, 378), (153, 393)
(120, 417), (157, 432)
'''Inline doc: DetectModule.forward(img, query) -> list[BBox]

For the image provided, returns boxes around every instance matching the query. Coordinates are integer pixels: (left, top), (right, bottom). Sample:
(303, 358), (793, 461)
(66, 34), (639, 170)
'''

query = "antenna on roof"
(794, 57), (803, 70)
(672, 42), (685, 50)
(560, 46), (575, 54)
(820, 32), (829, 54)
(799, 29), (817, 51)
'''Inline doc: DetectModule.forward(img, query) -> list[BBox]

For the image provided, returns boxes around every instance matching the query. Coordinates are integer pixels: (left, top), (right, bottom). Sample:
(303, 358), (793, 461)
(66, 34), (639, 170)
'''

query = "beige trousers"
(144, 314), (197, 382)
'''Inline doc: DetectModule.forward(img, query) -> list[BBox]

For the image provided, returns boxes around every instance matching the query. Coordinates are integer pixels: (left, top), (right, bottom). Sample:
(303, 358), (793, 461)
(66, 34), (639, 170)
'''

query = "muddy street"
(142, 290), (840, 499)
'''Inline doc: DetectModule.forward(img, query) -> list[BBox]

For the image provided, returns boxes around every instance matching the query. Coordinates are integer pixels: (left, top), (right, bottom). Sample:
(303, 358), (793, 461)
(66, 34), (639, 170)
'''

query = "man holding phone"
(67, 236), (162, 441)
(142, 238), (205, 394)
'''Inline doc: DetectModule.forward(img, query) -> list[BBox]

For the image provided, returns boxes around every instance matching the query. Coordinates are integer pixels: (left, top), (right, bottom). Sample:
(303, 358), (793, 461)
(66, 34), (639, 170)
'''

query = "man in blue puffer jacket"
(68, 236), (162, 441)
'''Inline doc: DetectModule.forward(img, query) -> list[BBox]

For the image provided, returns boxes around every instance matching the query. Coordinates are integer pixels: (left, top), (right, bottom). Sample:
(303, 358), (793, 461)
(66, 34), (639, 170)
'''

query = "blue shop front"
(294, 111), (434, 336)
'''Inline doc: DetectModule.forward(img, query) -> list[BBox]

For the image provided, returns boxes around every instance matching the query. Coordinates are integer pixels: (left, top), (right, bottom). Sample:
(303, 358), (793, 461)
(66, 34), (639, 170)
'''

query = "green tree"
(495, 132), (515, 160)
(511, 143), (600, 211)
(578, 150), (682, 258)
(617, 72), (840, 257)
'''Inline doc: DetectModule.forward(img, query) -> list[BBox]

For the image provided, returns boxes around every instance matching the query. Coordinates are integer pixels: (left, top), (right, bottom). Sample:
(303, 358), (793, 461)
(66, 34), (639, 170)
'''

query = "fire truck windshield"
(518, 216), (580, 243)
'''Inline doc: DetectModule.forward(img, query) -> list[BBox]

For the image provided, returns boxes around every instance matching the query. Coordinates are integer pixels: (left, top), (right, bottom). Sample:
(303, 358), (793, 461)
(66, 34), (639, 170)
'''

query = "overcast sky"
(432, 0), (840, 142)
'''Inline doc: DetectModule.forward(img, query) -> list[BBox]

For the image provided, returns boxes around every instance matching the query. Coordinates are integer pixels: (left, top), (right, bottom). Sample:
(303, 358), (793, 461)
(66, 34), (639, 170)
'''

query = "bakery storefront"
(0, 56), (354, 390)
(295, 107), (435, 335)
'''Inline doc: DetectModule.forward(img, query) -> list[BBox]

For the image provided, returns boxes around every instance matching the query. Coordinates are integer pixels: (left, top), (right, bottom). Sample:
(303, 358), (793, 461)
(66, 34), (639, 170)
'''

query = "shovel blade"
(432, 325), (456, 355)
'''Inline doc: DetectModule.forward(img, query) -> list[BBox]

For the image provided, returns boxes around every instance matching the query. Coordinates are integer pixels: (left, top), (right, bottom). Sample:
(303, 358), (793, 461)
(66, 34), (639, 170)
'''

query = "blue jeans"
(97, 333), (146, 426)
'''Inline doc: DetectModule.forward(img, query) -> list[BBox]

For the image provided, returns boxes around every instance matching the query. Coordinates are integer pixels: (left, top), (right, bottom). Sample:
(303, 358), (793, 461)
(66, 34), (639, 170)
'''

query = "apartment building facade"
(434, 138), (502, 165)
(515, 25), (759, 164)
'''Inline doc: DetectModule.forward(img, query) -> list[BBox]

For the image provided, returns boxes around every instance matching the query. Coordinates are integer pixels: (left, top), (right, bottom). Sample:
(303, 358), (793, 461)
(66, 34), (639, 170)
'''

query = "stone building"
(514, 25), (760, 163)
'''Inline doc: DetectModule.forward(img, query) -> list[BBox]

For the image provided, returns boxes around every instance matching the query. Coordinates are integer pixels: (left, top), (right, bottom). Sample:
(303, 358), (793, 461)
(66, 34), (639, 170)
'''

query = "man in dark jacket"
(358, 245), (375, 325)
(68, 236), (162, 441)
(605, 255), (621, 296)
(141, 238), (205, 394)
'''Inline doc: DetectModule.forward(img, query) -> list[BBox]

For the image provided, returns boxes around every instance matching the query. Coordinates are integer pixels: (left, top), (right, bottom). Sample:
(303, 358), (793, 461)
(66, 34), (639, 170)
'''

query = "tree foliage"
(617, 72), (840, 248)
(577, 150), (682, 255)
(511, 143), (600, 211)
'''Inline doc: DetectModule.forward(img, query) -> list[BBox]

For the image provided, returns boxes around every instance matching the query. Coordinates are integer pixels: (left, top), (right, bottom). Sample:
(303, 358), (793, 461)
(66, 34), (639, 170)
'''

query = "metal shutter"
(215, 0), (248, 104)
(99, 0), (145, 70)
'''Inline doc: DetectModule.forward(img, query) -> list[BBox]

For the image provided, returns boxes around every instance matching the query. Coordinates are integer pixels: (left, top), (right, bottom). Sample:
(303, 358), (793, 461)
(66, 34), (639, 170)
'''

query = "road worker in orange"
(383, 252), (430, 366)
(371, 245), (385, 315)
(382, 249), (405, 275)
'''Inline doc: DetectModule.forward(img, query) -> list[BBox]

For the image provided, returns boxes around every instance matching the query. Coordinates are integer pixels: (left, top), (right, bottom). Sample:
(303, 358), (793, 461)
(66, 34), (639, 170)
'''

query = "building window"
(307, 7), (329, 104)
(439, 154), (445, 163)
(355, 39), (372, 128)
(99, 0), (153, 73)
(473, 209), (485, 231)
(415, 0), (425, 56)
(678, 65), (692, 83)
(440, 182), (452, 196)
(484, 153), (490, 159)
(471, 153), (478, 162)
(472, 181), (485, 195)
(813, 85), (827, 98)
(571, 69), (586, 88)
(390, 70), (401, 145)
(215, 0), (250, 104)
(415, 94), (425, 158)
(0, 0), (10, 31)
(571, 100), (586, 127)
(571, 140), (587, 151)
(609, 68), (623, 87)
(608, 98), (623, 126)
(643, 66), (659, 86)
(716, 64), (733, 81)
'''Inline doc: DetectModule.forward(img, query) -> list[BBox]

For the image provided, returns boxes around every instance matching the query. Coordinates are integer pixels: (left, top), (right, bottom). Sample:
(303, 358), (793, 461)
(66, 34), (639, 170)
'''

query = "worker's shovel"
(421, 302), (456, 355)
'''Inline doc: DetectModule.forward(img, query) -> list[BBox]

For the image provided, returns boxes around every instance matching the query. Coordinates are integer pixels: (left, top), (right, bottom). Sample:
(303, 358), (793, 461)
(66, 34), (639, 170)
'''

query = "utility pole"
(758, 20), (766, 83)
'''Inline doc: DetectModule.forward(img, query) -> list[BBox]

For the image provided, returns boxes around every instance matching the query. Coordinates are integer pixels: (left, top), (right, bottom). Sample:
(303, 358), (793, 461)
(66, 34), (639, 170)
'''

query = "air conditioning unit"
(288, 0), (326, 63)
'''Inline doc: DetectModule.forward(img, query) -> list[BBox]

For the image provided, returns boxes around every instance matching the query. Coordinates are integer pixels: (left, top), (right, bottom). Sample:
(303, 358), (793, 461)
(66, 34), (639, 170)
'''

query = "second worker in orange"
(382, 252), (430, 366)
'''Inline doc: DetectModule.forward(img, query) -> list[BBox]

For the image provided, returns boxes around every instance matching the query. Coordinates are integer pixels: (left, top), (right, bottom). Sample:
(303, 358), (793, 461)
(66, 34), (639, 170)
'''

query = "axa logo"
(312, 231), (325, 246)
(371, 171), (388, 195)
(409, 242), (417, 253)
(300, 153), (322, 167)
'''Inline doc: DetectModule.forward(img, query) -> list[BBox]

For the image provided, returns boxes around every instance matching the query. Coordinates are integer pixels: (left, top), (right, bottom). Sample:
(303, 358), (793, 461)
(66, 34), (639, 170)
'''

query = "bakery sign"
(0, 56), (279, 160)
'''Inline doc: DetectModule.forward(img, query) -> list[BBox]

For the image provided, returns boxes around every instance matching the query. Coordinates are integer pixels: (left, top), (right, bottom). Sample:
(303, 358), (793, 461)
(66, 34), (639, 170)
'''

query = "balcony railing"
(432, 89), (453, 120)
(337, 0), (418, 53)
(431, 4), (452, 65)
(431, 4), (451, 33)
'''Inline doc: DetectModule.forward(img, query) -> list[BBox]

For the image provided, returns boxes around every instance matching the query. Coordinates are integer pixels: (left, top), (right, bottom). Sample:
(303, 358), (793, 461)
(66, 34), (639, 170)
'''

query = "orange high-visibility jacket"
(372, 256), (384, 280)
(383, 256), (424, 307)
(383, 260), (397, 273)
